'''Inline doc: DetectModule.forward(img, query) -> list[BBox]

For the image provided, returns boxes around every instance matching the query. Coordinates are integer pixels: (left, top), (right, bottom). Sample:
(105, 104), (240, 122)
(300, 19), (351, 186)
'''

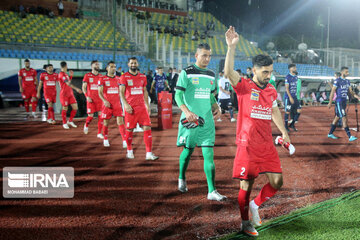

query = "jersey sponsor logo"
(130, 87), (143, 95)
(90, 84), (98, 90)
(105, 81), (110, 87)
(47, 81), (56, 86)
(194, 88), (211, 99)
(250, 91), (259, 101)
(192, 77), (199, 84)
(25, 77), (34, 81)
(107, 87), (119, 94)
(250, 105), (272, 120)
(127, 80), (133, 86)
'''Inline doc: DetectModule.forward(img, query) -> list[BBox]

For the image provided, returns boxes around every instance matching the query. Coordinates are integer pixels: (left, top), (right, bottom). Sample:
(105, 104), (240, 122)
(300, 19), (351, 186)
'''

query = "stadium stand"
(0, 10), (131, 51)
(0, 0), (78, 18)
(134, 9), (263, 57)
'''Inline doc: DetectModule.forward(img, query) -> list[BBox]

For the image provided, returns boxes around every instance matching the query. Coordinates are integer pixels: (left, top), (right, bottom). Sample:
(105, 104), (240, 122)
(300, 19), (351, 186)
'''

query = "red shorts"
(101, 104), (123, 120)
(44, 91), (56, 103)
(60, 94), (77, 106)
(233, 144), (282, 180)
(22, 87), (37, 100)
(125, 107), (151, 129)
(87, 100), (102, 114)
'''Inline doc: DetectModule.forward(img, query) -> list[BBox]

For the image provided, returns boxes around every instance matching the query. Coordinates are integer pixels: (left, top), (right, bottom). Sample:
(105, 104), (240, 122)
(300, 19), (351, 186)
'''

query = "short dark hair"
(288, 63), (296, 69)
(252, 54), (273, 68)
(236, 69), (242, 74)
(91, 60), (98, 65)
(335, 72), (341, 77)
(60, 61), (67, 68)
(107, 61), (115, 67)
(340, 66), (348, 72)
(128, 57), (138, 63)
(47, 64), (53, 68)
(43, 64), (48, 69)
(197, 43), (211, 50)
(158, 67), (163, 70)
(24, 59), (30, 62)
(247, 67), (252, 70)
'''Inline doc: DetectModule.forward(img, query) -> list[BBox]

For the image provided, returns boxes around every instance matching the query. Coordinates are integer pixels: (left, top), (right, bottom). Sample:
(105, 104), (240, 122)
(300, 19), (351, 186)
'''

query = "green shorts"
(177, 113), (215, 148)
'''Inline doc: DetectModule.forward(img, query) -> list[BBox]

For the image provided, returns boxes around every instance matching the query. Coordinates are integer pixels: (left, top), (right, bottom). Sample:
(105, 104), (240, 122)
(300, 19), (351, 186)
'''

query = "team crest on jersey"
(250, 91), (259, 101)
(45, 76), (48, 80)
(127, 80), (133, 86)
(192, 77), (199, 84)
(105, 81), (110, 86)
(89, 78), (94, 83)
(24, 73), (26, 76)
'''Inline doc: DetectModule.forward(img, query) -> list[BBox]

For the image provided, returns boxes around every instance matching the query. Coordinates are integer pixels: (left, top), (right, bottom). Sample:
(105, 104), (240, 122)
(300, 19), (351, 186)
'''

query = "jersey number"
(240, 167), (246, 176)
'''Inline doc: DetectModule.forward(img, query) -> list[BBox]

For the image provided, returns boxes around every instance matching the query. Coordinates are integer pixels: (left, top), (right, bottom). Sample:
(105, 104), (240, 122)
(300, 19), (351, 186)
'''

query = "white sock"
(250, 200), (259, 209)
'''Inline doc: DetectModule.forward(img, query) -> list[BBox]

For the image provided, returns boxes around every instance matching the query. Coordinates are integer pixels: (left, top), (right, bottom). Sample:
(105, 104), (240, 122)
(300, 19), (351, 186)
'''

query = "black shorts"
(219, 98), (232, 111)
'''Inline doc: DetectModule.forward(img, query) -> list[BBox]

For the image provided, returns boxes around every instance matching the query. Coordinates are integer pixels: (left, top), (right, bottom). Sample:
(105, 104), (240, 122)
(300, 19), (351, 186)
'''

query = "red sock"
(31, 100), (37, 112)
(97, 117), (103, 134)
(50, 107), (55, 120)
(118, 124), (126, 141)
(24, 101), (29, 112)
(238, 189), (251, 221)
(254, 183), (278, 207)
(61, 110), (67, 124)
(103, 125), (109, 140)
(47, 107), (53, 120)
(143, 130), (152, 152)
(69, 110), (77, 122)
(85, 116), (93, 127)
(126, 131), (133, 150)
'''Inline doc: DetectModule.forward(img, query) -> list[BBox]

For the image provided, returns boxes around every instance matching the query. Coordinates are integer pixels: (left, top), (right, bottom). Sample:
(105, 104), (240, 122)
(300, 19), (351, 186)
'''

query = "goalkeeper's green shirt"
(176, 64), (216, 119)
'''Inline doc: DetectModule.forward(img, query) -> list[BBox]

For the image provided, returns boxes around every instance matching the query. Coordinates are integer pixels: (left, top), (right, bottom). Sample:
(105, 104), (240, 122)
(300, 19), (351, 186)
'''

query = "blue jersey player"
(328, 67), (360, 141)
(284, 64), (301, 131)
(150, 67), (169, 96)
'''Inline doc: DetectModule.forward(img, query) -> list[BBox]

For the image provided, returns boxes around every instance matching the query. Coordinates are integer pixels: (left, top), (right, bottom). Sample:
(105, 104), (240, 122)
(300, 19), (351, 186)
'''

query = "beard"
(130, 66), (137, 72)
(94, 67), (100, 72)
(259, 78), (270, 86)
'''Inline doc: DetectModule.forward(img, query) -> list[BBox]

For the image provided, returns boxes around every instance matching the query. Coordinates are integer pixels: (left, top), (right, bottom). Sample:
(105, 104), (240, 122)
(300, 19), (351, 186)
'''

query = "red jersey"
(82, 72), (102, 101)
(40, 72), (58, 92)
(119, 72), (147, 110)
(98, 74), (121, 105)
(18, 68), (37, 89)
(58, 71), (74, 97)
(234, 78), (278, 147)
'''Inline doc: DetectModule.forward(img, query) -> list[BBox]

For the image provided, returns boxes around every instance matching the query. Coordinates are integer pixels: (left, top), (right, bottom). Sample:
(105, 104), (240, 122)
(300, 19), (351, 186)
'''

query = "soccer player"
(58, 61), (83, 129)
(120, 57), (158, 160)
(217, 71), (236, 122)
(18, 59), (38, 118)
(175, 43), (226, 202)
(327, 67), (360, 141)
(224, 26), (291, 237)
(82, 60), (104, 139)
(150, 67), (169, 99)
(37, 64), (57, 124)
(98, 61), (127, 147)
(284, 63), (301, 131)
